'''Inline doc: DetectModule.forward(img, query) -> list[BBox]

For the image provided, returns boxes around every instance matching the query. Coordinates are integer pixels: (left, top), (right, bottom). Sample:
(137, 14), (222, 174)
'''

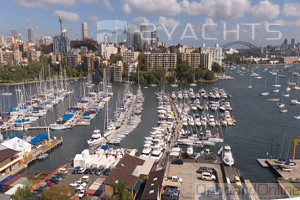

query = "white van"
(58, 168), (68, 174)
(81, 176), (90, 183)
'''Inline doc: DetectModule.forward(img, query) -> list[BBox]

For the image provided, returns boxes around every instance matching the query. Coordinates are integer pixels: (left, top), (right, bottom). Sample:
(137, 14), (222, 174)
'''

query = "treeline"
(0, 58), (85, 83)
(126, 54), (223, 84)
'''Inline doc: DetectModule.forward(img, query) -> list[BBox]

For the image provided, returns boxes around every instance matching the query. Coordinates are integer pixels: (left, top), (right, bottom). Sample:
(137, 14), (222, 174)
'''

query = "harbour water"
(1, 64), (300, 183)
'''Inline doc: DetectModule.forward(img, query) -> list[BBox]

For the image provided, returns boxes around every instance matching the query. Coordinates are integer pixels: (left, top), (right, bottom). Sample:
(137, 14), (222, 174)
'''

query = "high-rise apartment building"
(145, 53), (177, 71)
(11, 28), (18, 39)
(28, 26), (34, 42)
(181, 53), (201, 70)
(82, 22), (88, 40)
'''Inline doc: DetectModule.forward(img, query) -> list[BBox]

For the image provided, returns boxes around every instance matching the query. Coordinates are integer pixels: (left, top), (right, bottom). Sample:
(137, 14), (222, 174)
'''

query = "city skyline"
(0, 0), (300, 47)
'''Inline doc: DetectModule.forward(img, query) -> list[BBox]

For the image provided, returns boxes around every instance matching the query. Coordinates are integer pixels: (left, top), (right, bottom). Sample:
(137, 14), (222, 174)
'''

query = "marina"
(0, 64), (300, 199)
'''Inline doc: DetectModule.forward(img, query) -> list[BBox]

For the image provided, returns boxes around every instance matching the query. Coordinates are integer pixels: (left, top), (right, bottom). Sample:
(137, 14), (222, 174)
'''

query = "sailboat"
(248, 77), (252, 89)
(259, 79), (269, 96)
(293, 77), (300, 90)
(272, 72), (281, 88)
(190, 74), (197, 87)
(277, 93), (285, 108)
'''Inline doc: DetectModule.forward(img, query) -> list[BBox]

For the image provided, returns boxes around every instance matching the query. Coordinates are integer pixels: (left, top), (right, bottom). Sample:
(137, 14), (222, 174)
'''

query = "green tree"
(204, 70), (215, 80)
(176, 60), (193, 82)
(212, 62), (224, 73)
(40, 186), (75, 200)
(110, 54), (123, 64)
(137, 54), (147, 71)
(11, 185), (32, 200)
(112, 180), (133, 200)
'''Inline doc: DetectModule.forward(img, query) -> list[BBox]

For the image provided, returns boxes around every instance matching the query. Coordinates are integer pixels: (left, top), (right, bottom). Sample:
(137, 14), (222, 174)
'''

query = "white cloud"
(89, 14), (99, 25)
(158, 16), (180, 29)
(181, 0), (251, 21)
(121, 0), (181, 16)
(13, 0), (76, 8)
(103, 0), (115, 11)
(81, 0), (98, 3)
(133, 17), (149, 25)
(25, 18), (34, 24)
(53, 10), (80, 23)
(251, 0), (280, 20)
(283, 2), (300, 17)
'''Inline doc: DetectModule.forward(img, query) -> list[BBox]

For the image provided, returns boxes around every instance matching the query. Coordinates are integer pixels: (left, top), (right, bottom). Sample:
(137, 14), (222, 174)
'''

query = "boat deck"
(256, 159), (269, 167)
(266, 159), (300, 181)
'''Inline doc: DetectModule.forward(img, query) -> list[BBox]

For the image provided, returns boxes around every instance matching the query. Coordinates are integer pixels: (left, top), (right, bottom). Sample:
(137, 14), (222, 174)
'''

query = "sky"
(1, 0), (300, 47)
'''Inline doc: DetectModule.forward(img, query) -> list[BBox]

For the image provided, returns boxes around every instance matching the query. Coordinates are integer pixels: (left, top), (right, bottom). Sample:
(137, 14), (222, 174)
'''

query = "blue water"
(1, 64), (300, 183)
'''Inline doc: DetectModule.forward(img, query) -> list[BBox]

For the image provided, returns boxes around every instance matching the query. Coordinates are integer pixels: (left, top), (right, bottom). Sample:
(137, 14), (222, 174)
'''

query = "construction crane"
(292, 139), (300, 161)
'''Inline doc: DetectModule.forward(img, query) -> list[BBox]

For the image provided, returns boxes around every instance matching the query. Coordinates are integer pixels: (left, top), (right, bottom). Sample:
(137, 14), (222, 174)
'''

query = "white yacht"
(87, 129), (105, 147)
(141, 144), (152, 158)
(223, 145), (234, 166)
(187, 145), (193, 157)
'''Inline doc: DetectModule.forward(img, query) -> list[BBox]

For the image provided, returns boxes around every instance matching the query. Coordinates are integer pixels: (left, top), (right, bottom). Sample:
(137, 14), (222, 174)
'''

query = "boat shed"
(2, 137), (31, 156)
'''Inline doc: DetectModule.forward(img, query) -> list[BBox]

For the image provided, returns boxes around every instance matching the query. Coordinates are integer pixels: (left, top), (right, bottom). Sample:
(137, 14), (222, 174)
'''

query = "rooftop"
(141, 169), (165, 200)
(104, 154), (145, 190)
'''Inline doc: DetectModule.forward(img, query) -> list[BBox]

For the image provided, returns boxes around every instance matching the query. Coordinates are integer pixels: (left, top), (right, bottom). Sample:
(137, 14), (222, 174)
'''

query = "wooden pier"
(256, 158), (269, 168)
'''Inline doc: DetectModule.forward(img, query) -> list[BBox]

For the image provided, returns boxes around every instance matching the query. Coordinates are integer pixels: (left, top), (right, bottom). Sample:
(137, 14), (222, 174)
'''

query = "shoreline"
(0, 77), (83, 86)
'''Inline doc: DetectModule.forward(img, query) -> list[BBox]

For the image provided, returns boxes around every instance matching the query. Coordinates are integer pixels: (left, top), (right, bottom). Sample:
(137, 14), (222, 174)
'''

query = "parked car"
(78, 168), (86, 174)
(163, 189), (180, 200)
(95, 167), (103, 176)
(55, 173), (66, 179)
(196, 166), (214, 174)
(47, 182), (56, 187)
(81, 176), (90, 183)
(77, 189), (85, 198)
(84, 168), (91, 174)
(90, 167), (97, 175)
(76, 180), (87, 188)
(72, 166), (80, 174)
(32, 188), (43, 197)
(198, 172), (216, 181)
(199, 190), (220, 200)
(166, 176), (183, 183)
(103, 168), (110, 176)
(171, 159), (183, 165)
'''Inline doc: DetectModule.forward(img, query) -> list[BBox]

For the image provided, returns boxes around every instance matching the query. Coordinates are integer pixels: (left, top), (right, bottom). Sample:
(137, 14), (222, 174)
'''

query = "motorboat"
(187, 145), (193, 157)
(259, 91), (269, 96)
(223, 146), (234, 166)
(267, 98), (279, 102)
(280, 109), (288, 113)
(87, 129), (105, 147)
(38, 153), (48, 160)
(294, 115), (300, 120)
(290, 100), (300, 105)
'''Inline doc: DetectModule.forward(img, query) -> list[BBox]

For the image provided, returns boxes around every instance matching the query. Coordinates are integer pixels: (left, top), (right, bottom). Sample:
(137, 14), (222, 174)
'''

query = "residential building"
(53, 35), (70, 54)
(83, 54), (94, 71)
(141, 169), (165, 200)
(201, 45), (223, 66)
(6, 35), (14, 45)
(98, 43), (118, 59)
(2, 50), (14, 65)
(104, 34), (110, 44)
(151, 31), (158, 49)
(282, 56), (299, 64)
(200, 51), (213, 71)
(66, 53), (81, 67)
(122, 50), (140, 63)
(44, 36), (52, 45)
(128, 60), (138, 76)
(13, 51), (22, 63)
(28, 26), (34, 42)
(27, 50), (41, 62)
(11, 28), (18, 39)
(0, 144), (22, 175)
(0, 49), (3, 65)
(181, 53), (200, 70)
(133, 32), (141, 50)
(82, 22), (88, 40)
(103, 154), (155, 199)
(0, 36), (4, 46)
(145, 53), (177, 70)
(36, 38), (43, 47)
(113, 61), (123, 82)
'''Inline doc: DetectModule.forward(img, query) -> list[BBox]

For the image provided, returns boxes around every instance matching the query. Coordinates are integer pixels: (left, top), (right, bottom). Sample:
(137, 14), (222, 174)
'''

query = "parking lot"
(57, 167), (107, 189)
(167, 161), (224, 200)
